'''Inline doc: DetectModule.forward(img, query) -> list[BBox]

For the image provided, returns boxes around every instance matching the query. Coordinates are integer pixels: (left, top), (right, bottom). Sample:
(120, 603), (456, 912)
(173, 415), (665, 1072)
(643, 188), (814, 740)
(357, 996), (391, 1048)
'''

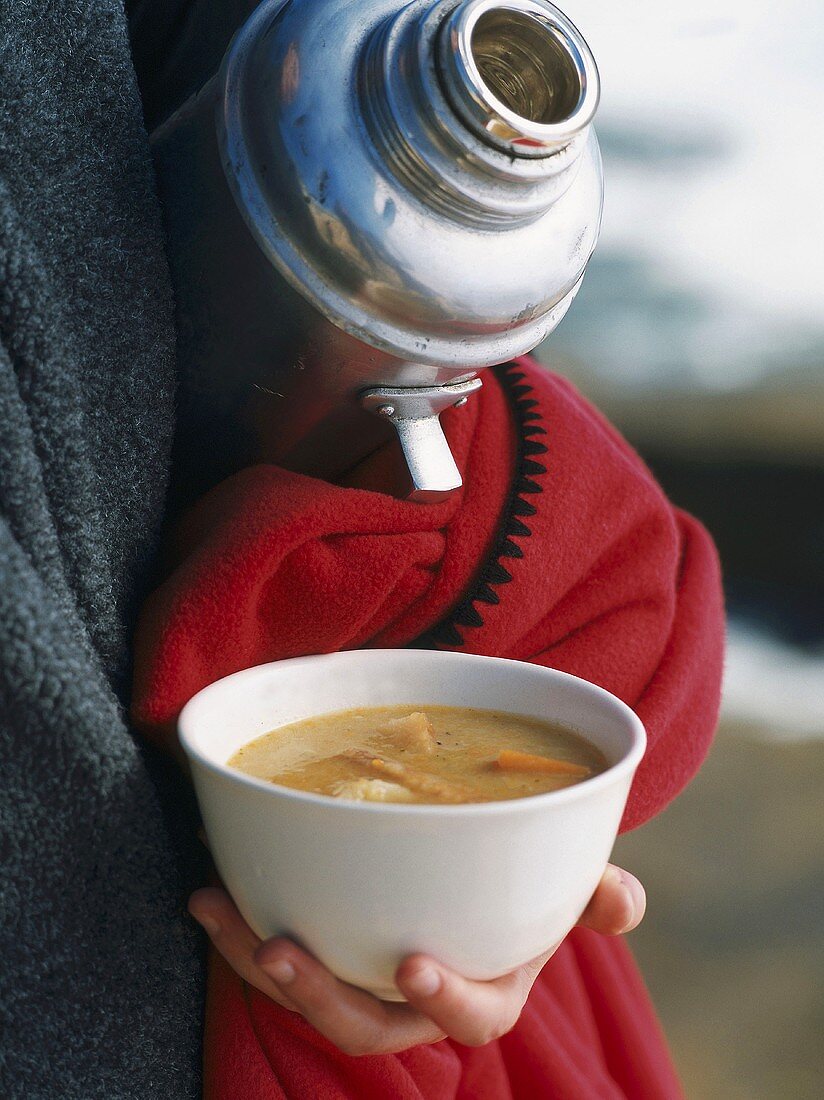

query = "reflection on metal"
(151, 0), (602, 497)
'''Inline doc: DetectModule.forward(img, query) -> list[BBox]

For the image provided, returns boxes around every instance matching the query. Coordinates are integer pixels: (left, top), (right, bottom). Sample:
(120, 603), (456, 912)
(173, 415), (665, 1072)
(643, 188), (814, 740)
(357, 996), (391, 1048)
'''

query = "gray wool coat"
(0, 1), (246, 1095)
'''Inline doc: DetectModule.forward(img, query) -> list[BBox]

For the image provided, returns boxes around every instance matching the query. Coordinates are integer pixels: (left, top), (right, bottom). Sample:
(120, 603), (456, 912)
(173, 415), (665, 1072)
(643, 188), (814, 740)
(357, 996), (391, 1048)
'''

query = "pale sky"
(548, 0), (824, 390)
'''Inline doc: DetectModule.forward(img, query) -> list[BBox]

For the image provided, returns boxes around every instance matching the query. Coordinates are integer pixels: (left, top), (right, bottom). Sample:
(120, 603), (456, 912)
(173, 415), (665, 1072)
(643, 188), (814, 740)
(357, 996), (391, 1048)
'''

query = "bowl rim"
(177, 649), (647, 818)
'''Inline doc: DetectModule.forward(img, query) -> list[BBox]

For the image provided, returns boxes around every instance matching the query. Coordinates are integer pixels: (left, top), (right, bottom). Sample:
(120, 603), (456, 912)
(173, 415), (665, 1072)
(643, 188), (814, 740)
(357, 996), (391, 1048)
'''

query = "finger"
(396, 956), (526, 1047)
(254, 939), (446, 1055)
(189, 887), (260, 955)
(188, 888), (300, 1011)
(578, 864), (646, 935)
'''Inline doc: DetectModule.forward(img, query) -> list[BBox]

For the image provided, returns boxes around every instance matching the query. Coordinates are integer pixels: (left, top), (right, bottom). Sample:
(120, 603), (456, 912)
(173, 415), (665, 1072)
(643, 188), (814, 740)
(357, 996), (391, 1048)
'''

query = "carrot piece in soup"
(495, 749), (591, 778)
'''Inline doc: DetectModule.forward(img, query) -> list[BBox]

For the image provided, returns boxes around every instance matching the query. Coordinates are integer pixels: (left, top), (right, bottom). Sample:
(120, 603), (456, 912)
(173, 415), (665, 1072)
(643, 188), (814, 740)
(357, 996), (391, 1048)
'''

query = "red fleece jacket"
(133, 357), (724, 1098)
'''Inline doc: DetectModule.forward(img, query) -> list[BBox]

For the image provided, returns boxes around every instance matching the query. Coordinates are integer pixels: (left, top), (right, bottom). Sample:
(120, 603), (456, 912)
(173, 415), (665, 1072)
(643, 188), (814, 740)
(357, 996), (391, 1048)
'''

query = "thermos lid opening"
(438, 0), (600, 157)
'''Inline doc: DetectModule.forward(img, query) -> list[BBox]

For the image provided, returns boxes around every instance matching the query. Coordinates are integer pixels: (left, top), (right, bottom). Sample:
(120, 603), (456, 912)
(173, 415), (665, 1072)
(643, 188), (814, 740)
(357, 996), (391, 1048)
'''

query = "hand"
(188, 863), (645, 1056)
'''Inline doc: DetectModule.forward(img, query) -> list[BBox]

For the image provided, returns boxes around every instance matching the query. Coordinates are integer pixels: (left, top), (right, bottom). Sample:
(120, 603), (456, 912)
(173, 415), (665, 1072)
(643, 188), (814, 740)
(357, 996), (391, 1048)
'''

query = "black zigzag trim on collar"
(422, 361), (548, 649)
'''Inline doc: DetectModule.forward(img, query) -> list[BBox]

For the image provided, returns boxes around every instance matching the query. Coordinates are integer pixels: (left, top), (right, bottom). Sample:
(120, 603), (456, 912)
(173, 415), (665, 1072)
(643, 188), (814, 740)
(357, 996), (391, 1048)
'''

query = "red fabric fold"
(133, 356), (724, 1098)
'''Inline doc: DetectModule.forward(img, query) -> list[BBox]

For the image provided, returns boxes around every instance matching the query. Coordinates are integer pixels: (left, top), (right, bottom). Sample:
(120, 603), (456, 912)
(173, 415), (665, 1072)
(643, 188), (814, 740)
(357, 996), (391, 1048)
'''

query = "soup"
(227, 705), (606, 805)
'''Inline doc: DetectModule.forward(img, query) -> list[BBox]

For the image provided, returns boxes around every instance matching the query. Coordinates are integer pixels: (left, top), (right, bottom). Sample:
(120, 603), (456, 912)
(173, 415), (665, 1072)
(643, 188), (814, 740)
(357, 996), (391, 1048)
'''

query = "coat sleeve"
(534, 507), (726, 831)
(508, 375), (726, 830)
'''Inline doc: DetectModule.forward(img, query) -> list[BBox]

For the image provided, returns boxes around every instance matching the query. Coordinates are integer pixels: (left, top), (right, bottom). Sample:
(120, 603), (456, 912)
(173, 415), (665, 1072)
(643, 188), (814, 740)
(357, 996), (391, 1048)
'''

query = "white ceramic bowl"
(178, 649), (645, 1000)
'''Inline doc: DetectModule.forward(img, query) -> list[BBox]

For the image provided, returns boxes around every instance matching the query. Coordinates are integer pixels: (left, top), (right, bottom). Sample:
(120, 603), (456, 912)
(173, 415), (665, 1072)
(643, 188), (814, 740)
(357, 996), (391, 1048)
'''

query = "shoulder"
(502, 356), (676, 538)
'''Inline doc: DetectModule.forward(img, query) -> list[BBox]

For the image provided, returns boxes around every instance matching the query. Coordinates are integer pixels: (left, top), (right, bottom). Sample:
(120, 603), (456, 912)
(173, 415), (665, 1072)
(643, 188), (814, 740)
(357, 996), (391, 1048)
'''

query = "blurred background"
(533, 2), (824, 1096)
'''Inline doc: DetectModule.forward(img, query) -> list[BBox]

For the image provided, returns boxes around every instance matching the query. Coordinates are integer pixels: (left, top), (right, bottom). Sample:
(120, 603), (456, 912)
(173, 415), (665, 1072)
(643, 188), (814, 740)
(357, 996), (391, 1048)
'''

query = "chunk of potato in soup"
(227, 706), (606, 805)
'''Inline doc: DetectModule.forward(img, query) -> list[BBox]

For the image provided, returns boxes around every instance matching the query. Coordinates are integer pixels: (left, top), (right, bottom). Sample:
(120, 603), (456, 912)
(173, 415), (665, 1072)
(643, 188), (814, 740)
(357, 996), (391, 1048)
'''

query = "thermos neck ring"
(438, 0), (599, 157)
(359, 0), (599, 222)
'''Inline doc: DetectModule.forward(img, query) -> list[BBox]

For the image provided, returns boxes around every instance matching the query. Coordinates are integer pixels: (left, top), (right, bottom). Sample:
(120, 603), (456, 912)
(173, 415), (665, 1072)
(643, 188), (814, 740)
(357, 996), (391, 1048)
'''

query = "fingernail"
(616, 869), (645, 930)
(404, 965), (441, 998)
(192, 912), (220, 936)
(599, 866), (636, 931)
(603, 864), (622, 885)
(263, 958), (296, 986)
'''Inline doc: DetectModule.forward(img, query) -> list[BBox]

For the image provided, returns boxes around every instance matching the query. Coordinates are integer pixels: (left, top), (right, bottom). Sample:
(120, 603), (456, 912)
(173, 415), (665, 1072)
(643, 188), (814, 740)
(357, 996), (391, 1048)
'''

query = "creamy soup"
(227, 705), (606, 805)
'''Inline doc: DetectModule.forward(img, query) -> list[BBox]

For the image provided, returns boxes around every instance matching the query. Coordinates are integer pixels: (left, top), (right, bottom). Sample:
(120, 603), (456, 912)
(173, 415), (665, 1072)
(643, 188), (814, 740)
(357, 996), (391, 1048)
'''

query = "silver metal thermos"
(151, 0), (603, 500)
